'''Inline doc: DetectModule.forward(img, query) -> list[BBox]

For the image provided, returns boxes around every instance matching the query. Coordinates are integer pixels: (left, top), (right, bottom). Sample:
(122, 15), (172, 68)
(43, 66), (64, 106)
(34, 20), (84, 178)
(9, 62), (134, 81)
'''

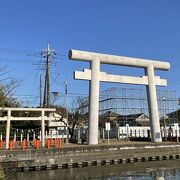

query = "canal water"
(6, 160), (180, 180)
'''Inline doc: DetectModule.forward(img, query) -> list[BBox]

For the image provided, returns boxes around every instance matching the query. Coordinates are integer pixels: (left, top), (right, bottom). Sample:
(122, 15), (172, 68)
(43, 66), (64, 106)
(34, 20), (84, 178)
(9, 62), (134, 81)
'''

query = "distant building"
(118, 113), (150, 126)
(164, 109), (180, 125)
(99, 111), (119, 127)
(99, 111), (150, 127)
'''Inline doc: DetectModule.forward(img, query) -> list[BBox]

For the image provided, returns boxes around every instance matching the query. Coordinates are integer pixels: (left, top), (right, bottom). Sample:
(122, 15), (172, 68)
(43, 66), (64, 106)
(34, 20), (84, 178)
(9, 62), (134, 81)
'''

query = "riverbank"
(6, 160), (180, 180)
(0, 141), (180, 172)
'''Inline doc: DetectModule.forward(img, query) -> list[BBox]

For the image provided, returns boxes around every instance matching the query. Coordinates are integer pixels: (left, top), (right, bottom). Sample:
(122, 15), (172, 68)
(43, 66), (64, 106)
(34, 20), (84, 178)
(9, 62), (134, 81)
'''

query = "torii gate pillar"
(69, 49), (170, 144)
(88, 59), (100, 144)
(146, 64), (161, 141)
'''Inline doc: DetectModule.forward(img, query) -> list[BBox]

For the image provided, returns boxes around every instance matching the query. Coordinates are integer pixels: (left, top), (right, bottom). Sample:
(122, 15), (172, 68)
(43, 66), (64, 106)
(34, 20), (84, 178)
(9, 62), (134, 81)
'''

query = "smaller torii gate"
(69, 49), (170, 144)
(0, 107), (56, 149)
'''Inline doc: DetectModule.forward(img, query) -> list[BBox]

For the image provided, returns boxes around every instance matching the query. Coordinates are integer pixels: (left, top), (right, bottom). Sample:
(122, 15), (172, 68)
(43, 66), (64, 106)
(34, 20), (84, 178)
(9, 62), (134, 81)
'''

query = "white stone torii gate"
(69, 49), (170, 144)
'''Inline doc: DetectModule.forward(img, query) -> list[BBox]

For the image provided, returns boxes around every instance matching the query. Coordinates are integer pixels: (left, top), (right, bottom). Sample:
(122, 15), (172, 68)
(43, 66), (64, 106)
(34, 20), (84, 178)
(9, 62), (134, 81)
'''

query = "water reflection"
(6, 160), (180, 180)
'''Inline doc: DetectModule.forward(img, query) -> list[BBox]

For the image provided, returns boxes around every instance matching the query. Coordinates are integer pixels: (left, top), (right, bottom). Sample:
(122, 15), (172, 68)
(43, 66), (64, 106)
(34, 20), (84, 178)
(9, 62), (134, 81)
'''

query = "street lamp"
(162, 97), (167, 141)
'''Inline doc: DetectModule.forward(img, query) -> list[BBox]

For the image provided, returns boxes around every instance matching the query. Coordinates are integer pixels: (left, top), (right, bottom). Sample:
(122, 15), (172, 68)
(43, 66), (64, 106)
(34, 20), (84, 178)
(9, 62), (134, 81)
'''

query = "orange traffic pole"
(58, 138), (61, 148)
(34, 138), (37, 148)
(36, 140), (39, 149)
(12, 140), (17, 148)
(13, 140), (16, 148)
(0, 140), (3, 149)
(46, 139), (48, 147)
(47, 139), (50, 149)
(9, 140), (13, 150)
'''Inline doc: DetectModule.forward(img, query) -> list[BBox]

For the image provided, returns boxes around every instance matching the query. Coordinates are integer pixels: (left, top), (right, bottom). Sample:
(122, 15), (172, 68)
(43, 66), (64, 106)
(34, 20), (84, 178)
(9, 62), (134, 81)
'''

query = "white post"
(33, 131), (35, 140)
(14, 132), (16, 142)
(86, 129), (88, 142)
(98, 129), (100, 140)
(102, 128), (105, 139)
(77, 128), (81, 144)
(6, 110), (11, 149)
(146, 64), (162, 142)
(0, 133), (2, 141)
(88, 59), (100, 144)
(20, 131), (23, 142)
(41, 110), (45, 147)
(39, 131), (42, 141)
(66, 126), (69, 143)
(107, 130), (109, 145)
(176, 130), (179, 142)
(46, 130), (48, 139)
(118, 128), (120, 139)
(27, 131), (30, 145)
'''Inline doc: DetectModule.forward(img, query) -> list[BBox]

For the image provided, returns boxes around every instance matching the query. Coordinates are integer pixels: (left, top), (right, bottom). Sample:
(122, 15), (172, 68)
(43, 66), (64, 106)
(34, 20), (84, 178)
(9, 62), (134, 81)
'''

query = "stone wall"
(1, 142), (180, 171)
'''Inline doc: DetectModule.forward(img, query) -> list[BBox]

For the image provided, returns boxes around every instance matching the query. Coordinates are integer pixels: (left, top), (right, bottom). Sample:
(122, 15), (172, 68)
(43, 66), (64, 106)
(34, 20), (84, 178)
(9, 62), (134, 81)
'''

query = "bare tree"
(68, 96), (89, 136)
(0, 67), (19, 107)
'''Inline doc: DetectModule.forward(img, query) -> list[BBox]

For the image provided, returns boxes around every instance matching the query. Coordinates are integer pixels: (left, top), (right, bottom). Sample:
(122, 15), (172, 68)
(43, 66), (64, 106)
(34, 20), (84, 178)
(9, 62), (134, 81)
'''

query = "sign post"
(105, 122), (110, 145)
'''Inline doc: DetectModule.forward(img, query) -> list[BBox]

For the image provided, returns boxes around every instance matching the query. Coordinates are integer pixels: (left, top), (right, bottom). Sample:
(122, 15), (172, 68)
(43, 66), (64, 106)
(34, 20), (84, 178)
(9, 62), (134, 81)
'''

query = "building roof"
(100, 111), (119, 118)
(118, 113), (149, 120)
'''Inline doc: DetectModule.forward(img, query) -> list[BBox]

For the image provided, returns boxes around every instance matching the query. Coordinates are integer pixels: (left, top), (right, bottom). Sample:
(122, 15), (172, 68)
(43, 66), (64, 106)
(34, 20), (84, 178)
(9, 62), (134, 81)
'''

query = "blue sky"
(0, 0), (180, 107)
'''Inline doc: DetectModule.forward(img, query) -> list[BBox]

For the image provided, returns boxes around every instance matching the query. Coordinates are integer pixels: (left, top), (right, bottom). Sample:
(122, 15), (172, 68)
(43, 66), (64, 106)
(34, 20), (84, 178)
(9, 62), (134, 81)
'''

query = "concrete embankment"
(0, 142), (180, 172)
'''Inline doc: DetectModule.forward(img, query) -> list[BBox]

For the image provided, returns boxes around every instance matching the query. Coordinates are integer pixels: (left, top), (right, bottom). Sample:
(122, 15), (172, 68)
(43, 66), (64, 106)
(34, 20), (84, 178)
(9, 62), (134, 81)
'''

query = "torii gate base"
(69, 49), (170, 144)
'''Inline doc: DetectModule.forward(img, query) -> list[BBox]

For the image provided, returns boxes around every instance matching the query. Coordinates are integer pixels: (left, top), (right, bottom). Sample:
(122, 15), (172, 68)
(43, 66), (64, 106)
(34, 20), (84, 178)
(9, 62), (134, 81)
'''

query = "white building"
(48, 112), (68, 138)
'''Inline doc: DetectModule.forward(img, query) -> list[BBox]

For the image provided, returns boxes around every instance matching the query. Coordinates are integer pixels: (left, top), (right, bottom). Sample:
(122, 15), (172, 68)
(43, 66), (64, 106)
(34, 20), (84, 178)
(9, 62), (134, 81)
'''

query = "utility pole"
(65, 81), (68, 119)
(65, 81), (69, 143)
(42, 43), (56, 107)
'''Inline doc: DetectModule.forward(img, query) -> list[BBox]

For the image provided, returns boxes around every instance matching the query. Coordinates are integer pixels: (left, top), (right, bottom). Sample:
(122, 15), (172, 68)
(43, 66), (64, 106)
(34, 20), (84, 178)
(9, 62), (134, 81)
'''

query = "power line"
(0, 47), (37, 54)
(0, 58), (38, 63)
